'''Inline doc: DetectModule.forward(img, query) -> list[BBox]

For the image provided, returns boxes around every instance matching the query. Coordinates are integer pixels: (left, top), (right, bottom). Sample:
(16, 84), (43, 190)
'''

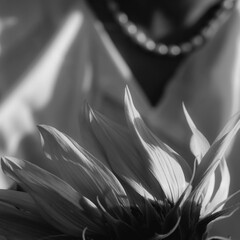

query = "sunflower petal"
(192, 119), (240, 203)
(176, 159), (198, 209)
(204, 189), (240, 219)
(200, 173), (215, 213)
(115, 175), (147, 205)
(123, 178), (154, 201)
(87, 105), (142, 179)
(38, 124), (90, 167)
(0, 189), (40, 217)
(192, 159), (220, 205)
(203, 159), (230, 216)
(183, 105), (217, 210)
(215, 112), (240, 141)
(87, 105), (164, 200)
(183, 104), (210, 162)
(38, 125), (128, 207)
(0, 202), (58, 240)
(194, 113), (240, 187)
(199, 203), (240, 226)
(1, 157), (102, 236)
(79, 102), (107, 164)
(124, 87), (190, 202)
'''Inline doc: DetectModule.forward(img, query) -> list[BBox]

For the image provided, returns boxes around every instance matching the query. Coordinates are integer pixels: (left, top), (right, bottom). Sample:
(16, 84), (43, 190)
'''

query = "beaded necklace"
(108, 0), (237, 56)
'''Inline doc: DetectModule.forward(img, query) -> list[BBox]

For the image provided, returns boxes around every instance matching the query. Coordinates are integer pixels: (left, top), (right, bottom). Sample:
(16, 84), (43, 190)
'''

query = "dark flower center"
(87, 199), (208, 240)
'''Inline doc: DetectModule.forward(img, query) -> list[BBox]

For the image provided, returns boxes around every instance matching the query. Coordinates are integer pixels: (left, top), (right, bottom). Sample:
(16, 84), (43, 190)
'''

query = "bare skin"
(88, 0), (223, 105)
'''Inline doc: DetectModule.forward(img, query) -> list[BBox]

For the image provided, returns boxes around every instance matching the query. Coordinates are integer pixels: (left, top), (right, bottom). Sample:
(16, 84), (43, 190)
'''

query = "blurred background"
(0, 0), (240, 238)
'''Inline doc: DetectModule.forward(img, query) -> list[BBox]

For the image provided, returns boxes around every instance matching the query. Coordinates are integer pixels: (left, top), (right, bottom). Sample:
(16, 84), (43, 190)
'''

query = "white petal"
(183, 104), (210, 163)
(124, 87), (190, 203)
(183, 105), (216, 209)
(1, 156), (102, 235)
(192, 113), (240, 209)
(200, 173), (215, 214)
(203, 159), (230, 216)
(193, 112), (240, 189)
(38, 125), (128, 208)
(192, 159), (220, 206)
(123, 178), (154, 201)
(87, 105), (165, 200)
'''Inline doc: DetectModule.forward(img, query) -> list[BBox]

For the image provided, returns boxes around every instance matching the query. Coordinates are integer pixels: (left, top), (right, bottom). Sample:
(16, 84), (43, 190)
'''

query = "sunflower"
(0, 87), (239, 240)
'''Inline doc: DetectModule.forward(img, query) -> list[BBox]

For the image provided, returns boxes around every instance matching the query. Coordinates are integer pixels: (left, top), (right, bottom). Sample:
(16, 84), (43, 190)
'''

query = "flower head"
(0, 87), (239, 240)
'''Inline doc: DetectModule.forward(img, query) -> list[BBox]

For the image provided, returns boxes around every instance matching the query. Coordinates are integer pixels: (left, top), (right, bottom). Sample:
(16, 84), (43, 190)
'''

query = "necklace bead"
(158, 44), (168, 55)
(108, 0), (237, 57)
